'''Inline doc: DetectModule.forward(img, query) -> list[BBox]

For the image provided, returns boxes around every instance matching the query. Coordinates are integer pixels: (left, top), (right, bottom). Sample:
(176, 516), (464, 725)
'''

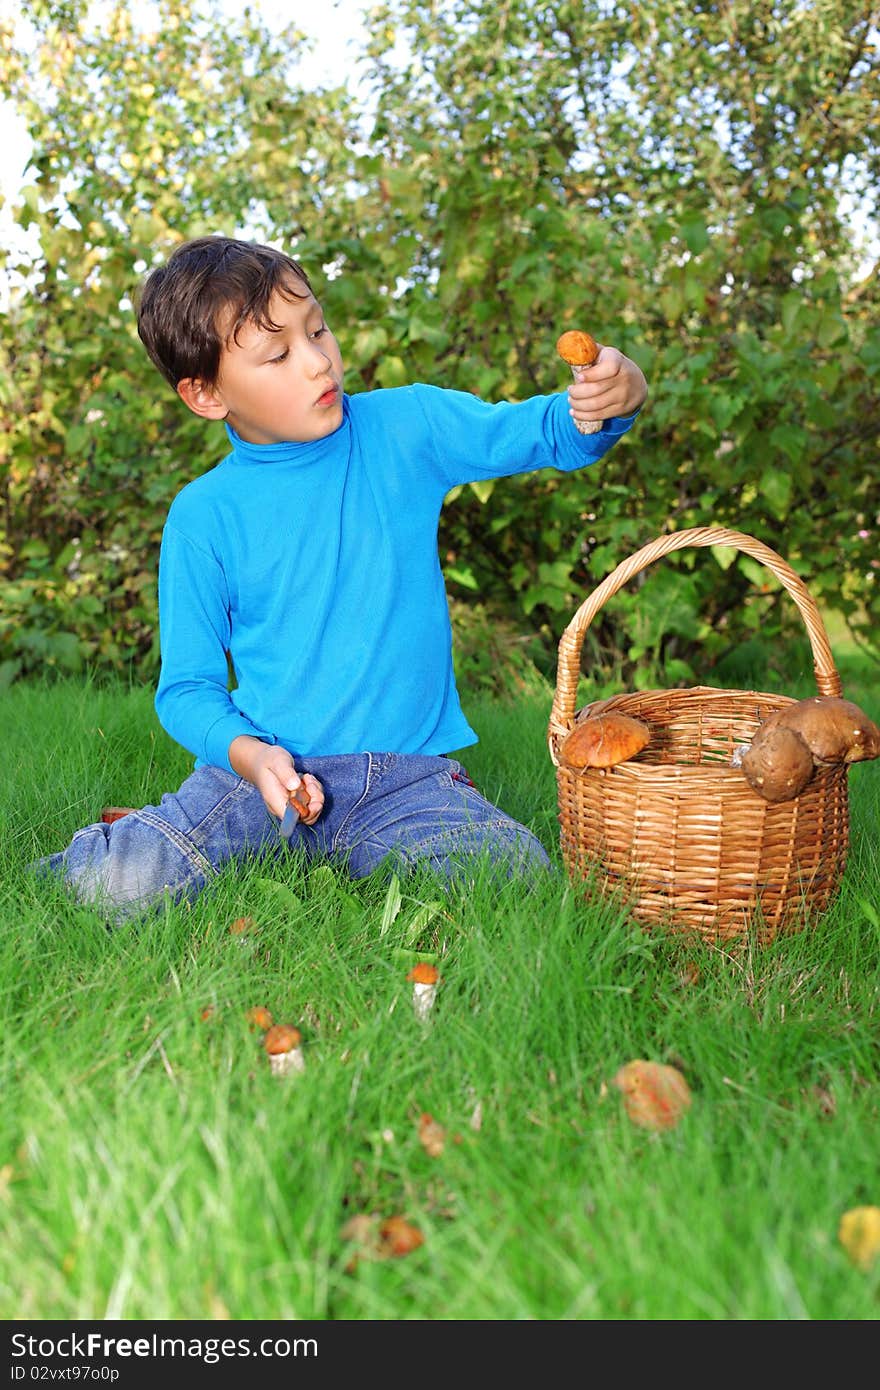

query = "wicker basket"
(548, 527), (850, 943)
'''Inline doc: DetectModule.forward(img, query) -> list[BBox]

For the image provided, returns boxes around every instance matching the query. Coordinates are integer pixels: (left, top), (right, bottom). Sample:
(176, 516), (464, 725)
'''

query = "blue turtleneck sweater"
(155, 384), (638, 770)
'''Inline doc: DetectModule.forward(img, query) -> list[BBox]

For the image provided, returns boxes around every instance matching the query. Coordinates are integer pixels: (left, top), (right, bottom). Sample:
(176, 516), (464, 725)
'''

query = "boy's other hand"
(567, 345), (647, 426)
(228, 735), (324, 825)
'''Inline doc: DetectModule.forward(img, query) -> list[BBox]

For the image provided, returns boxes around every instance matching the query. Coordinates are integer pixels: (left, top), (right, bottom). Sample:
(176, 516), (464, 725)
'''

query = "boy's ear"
(176, 377), (228, 421)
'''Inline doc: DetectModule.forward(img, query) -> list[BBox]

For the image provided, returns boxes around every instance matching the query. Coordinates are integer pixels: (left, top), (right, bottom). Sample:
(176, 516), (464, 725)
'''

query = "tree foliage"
(0, 0), (878, 691)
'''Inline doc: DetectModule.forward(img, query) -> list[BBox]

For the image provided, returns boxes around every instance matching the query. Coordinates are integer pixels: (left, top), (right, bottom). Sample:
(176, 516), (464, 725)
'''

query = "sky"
(0, 0), (372, 251)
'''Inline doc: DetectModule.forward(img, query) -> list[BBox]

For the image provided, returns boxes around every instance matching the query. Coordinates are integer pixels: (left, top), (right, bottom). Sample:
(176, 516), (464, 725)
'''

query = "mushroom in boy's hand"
(561, 712), (651, 769)
(264, 1023), (304, 1077)
(763, 696), (880, 766)
(740, 724), (815, 803)
(556, 329), (602, 435)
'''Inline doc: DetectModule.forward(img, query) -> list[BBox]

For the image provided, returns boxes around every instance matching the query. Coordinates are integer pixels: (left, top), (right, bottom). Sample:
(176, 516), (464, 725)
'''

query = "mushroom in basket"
(734, 695), (880, 803)
(560, 712), (651, 769)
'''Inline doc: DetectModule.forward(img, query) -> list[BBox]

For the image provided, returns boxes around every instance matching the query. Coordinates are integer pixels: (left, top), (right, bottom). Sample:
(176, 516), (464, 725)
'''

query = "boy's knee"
(385, 819), (551, 884)
(35, 817), (211, 921)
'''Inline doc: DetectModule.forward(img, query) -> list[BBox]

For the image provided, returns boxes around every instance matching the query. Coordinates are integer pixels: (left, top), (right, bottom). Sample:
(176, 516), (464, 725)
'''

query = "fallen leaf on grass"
(340, 1214), (378, 1247)
(809, 1084), (836, 1119)
(417, 1112), (446, 1157)
(379, 1216), (424, 1256)
(677, 962), (701, 987)
(340, 1213), (424, 1271)
(838, 1206), (880, 1271)
(612, 1059), (692, 1131)
(229, 915), (256, 935)
(0, 1164), (14, 1202)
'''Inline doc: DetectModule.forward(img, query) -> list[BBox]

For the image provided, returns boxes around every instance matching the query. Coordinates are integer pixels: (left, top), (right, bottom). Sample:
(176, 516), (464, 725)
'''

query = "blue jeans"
(38, 753), (550, 920)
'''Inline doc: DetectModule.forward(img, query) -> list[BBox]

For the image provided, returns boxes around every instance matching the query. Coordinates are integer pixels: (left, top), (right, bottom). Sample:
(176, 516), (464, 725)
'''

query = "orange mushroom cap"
(556, 329), (600, 367)
(264, 1023), (302, 1055)
(561, 712), (651, 768)
(407, 962), (439, 985)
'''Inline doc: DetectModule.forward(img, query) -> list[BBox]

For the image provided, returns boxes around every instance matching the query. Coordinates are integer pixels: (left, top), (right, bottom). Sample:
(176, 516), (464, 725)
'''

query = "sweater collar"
(225, 396), (350, 465)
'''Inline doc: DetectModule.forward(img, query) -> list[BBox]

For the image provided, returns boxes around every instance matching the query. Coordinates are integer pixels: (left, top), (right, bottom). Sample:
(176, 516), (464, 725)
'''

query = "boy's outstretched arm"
(229, 735), (324, 825)
(566, 345), (647, 431)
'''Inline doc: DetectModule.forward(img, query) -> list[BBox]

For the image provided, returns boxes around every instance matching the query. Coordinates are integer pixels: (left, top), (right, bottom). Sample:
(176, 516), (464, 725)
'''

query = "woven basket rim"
(548, 527), (841, 766)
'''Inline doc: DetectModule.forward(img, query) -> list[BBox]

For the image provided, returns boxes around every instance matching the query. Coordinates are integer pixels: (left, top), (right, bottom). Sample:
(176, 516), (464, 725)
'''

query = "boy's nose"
(309, 340), (332, 371)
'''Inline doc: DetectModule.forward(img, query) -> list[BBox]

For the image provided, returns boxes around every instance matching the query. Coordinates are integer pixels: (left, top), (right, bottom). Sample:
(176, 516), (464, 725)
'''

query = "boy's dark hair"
(136, 236), (313, 391)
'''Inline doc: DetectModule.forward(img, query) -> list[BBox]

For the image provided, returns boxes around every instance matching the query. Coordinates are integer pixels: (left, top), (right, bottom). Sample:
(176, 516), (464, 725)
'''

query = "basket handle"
(549, 526), (842, 735)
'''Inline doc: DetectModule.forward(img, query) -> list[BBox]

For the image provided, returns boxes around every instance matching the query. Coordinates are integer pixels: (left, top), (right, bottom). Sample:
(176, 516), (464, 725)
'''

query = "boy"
(42, 236), (647, 918)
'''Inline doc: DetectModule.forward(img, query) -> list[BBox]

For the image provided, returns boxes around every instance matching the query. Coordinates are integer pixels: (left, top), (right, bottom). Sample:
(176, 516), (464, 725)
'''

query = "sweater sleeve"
(410, 385), (638, 490)
(154, 519), (276, 771)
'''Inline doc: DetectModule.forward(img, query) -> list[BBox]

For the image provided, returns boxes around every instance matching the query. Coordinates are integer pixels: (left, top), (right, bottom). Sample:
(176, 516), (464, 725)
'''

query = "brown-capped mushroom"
(556, 329), (602, 435)
(264, 1023), (304, 1077)
(286, 782), (311, 818)
(406, 962), (439, 1021)
(561, 712), (651, 769)
(740, 724), (815, 803)
(765, 696), (880, 766)
(555, 329), (600, 368)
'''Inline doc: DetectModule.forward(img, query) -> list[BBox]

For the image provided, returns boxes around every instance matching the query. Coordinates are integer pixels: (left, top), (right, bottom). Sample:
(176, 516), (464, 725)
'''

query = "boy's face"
(185, 275), (345, 445)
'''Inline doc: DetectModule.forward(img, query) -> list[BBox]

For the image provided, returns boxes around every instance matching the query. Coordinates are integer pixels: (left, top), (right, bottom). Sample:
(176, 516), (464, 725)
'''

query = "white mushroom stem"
(269, 1046), (305, 1077)
(566, 363), (602, 435)
(412, 982), (437, 1021)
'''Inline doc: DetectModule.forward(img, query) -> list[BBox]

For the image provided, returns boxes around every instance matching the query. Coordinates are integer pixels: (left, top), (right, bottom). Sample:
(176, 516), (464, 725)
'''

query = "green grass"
(1, 666), (879, 1320)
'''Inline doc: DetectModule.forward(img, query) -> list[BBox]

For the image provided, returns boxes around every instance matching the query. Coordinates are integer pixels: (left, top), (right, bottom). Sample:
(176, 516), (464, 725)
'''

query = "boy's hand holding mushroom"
(228, 734), (324, 825)
(558, 331), (647, 430)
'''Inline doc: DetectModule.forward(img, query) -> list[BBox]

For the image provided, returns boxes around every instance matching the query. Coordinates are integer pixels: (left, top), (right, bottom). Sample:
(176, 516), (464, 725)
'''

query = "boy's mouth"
(316, 385), (340, 407)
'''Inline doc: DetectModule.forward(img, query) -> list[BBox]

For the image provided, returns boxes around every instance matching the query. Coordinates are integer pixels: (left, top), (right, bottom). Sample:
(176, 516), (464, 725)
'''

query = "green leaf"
(711, 545), (737, 571)
(379, 874), (403, 936)
(445, 565), (479, 590)
(759, 466), (793, 519)
(469, 480), (495, 504)
(404, 901), (444, 943)
(374, 355), (407, 387)
(681, 217), (709, 254)
(253, 879), (303, 913)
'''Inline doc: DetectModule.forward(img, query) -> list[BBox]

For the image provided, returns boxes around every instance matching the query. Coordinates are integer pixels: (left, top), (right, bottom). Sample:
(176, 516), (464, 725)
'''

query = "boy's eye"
(310, 324), (328, 340)
(269, 348), (289, 364)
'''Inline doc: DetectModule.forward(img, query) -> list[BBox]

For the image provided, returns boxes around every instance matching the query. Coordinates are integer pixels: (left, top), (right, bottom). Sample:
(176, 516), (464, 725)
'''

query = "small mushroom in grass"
(838, 1206), (880, 1271)
(264, 1023), (304, 1077)
(407, 962), (439, 1021)
(561, 712), (651, 769)
(246, 1006), (274, 1032)
(740, 724), (815, 803)
(417, 1112), (446, 1157)
(340, 1213), (424, 1268)
(612, 1060), (692, 1131)
(556, 329), (602, 435)
(765, 696), (880, 766)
